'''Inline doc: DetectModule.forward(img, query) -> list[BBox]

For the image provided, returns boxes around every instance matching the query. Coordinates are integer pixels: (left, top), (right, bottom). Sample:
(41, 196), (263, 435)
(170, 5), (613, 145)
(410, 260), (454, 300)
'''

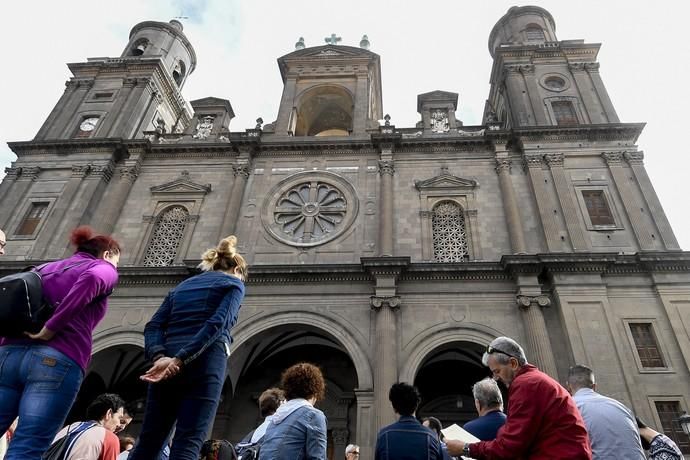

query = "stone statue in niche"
(431, 109), (449, 133)
(193, 115), (214, 139)
(155, 117), (167, 134)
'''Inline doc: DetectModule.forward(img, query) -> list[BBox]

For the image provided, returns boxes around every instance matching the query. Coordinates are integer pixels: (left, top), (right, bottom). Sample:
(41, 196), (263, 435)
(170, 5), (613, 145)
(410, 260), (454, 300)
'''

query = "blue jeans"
(0, 344), (84, 460)
(129, 340), (228, 460)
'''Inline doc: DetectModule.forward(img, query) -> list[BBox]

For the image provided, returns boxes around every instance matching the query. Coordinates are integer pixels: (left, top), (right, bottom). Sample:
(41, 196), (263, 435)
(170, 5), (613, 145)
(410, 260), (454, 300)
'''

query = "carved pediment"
(150, 171), (211, 195)
(286, 44), (374, 59)
(415, 168), (477, 190)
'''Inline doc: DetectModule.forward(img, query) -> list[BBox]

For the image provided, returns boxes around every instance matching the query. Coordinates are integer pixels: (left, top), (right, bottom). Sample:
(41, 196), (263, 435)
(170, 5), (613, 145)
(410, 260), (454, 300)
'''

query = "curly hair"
(281, 362), (326, 402)
(198, 235), (248, 280)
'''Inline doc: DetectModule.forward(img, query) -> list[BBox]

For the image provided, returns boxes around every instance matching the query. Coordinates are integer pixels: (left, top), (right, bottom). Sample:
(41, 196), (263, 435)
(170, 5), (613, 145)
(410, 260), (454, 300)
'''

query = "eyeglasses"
(486, 345), (519, 360)
(0, 241), (6, 249)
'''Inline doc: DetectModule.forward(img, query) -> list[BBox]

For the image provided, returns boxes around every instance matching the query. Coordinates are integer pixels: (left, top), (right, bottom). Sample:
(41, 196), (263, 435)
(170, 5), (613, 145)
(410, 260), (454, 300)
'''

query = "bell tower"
(34, 19), (196, 141)
(485, 6), (619, 127)
(271, 37), (383, 137)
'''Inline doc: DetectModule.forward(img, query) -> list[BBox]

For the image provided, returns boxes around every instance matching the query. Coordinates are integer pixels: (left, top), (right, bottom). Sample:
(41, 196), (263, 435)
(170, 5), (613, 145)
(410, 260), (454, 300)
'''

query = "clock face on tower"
(79, 117), (99, 132)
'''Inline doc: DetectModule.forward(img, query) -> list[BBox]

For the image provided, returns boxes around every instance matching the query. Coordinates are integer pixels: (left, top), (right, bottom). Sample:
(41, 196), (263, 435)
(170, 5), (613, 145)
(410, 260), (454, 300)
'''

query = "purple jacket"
(0, 252), (119, 370)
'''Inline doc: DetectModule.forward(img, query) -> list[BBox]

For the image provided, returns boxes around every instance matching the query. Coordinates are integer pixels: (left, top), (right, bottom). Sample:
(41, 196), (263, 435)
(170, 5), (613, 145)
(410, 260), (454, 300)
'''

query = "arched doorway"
(69, 345), (148, 433)
(221, 326), (359, 460)
(414, 341), (499, 428)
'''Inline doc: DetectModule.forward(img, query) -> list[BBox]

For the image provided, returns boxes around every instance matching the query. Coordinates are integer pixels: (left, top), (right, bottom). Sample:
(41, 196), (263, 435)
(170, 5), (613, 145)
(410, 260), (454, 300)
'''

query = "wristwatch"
(463, 443), (472, 457)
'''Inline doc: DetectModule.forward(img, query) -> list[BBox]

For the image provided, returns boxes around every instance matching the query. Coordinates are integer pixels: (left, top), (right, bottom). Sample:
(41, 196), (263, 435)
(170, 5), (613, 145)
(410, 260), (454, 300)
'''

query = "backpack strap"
(63, 422), (98, 457)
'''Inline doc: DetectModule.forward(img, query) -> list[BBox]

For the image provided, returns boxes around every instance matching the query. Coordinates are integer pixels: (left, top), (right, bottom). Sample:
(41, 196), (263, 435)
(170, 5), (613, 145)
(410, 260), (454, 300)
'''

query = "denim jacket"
(375, 416), (444, 460)
(144, 270), (245, 365)
(259, 401), (327, 460)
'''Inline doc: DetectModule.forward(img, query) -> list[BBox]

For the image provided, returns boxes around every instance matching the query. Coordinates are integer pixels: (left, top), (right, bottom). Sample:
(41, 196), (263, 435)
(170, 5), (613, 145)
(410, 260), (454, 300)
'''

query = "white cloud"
(2, 0), (689, 249)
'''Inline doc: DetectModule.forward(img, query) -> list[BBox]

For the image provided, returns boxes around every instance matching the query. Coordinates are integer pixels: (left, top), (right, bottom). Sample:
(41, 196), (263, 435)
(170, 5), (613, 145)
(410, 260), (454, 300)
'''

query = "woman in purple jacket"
(129, 235), (247, 460)
(0, 226), (120, 459)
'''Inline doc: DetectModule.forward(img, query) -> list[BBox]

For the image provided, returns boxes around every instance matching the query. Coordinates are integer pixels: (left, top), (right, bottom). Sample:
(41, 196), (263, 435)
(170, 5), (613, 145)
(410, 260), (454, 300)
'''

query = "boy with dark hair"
(374, 383), (444, 460)
(51, 393), (125, 460)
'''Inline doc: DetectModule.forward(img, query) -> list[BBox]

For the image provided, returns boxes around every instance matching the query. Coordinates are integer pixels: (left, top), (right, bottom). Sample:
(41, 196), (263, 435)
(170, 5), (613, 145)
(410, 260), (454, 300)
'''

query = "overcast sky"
(2, 0), (688, 249)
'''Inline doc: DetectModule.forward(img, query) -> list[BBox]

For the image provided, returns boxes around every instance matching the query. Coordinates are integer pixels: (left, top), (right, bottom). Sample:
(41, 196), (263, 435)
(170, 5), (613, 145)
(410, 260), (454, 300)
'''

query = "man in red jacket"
(446, 336), (592, 460)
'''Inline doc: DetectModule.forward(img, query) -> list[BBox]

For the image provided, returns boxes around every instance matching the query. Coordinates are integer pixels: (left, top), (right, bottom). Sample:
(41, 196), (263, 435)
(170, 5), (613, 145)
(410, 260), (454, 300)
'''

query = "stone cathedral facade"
(1, 5), (689, 458)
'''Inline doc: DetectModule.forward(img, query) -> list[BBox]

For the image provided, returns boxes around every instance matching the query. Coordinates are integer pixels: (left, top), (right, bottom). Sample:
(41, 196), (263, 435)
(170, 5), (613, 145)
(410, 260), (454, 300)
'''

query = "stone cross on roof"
(324, 34), (342, 45)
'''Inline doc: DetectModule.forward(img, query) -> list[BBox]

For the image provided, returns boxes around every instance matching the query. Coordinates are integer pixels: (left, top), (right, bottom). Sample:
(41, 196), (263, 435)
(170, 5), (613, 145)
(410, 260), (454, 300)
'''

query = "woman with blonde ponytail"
(130, 236), (247, 460)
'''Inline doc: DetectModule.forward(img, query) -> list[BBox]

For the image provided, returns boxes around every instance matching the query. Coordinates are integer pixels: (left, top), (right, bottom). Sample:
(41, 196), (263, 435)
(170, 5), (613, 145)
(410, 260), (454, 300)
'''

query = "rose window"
(262, 172), (358, 247)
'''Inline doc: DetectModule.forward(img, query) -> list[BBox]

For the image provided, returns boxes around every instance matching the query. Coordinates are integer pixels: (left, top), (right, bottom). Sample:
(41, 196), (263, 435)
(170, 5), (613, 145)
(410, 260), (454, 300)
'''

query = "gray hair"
(472, 378), (503, 410)
(567, 364), (595, 390)
(345, 444), (360, 455)
(481, 336), (527, 366)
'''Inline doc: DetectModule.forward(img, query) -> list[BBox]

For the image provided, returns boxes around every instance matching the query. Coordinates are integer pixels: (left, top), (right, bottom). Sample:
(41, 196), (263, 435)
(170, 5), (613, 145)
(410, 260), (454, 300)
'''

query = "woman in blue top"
(259, 362), (328, 460)
(129, 235), (247, 460)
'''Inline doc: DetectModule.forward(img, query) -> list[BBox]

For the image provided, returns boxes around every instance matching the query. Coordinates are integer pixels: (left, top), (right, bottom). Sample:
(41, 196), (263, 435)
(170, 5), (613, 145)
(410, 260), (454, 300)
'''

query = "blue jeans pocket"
(27, 351), (71, 391)
(0, 349), (9, 378)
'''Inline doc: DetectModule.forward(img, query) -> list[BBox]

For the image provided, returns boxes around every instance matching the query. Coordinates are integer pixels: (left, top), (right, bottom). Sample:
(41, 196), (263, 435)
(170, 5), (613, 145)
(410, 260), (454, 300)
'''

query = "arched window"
(525, 26), (545, 42)
(142, 206), (189, 266)
(172, 60), (186, 86)
(129, 39), (149, 56)
(292, 86), (354, 136)
(432, 201), (469, 262)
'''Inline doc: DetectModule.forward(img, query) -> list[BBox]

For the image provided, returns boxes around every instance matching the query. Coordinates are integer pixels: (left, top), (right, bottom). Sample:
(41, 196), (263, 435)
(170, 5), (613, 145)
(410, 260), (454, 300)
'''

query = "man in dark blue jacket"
(375, 383), (444, 460)
(463, 377), (507, 441)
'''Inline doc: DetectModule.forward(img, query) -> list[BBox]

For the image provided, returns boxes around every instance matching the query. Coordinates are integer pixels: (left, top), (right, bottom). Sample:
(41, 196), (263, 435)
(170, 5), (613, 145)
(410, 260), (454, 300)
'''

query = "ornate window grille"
(432, 201), (469, 262)
(142, 206), (189, 266)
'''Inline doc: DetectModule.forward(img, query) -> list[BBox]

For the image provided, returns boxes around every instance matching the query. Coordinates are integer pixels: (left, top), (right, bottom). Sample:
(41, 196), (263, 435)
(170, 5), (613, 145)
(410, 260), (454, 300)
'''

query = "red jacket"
(470, 364), (592, 460)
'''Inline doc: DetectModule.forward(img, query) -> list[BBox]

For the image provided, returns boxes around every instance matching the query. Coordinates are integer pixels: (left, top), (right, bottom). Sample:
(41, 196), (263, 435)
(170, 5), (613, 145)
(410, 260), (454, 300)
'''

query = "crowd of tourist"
(0, 226), (686, 459)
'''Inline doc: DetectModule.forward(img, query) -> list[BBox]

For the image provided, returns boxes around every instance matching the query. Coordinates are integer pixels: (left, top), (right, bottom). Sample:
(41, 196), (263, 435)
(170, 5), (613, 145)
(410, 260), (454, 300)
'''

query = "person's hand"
(445, 439), (465, 456)
(25, 326), (55, 341)
(140, 357), (182, 383)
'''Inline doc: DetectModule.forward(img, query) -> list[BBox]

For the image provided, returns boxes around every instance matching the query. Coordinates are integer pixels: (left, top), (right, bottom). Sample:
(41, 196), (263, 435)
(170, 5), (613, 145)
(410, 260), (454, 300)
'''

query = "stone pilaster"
(275, 73), (298, 134)
(520, 65), (547, 125)
(523, 154), (562, 251)
(516, 294), (558, 377)
(0, 166), (40, 229)
(354, 389), (375, 460)
(544, 153), (587, 251)
(41, 162), (114, 259)
(371, 294), (400, 429)
(93, 162), (141, 234)
(603, 152), (656, 250)
(585, 62), (619, 123)
(31, 165), (86, 257)
(495, 158), (527, 253)
(219, 162), (251, 238)
(102, 77), (137, 137)
(378, 159), (395, 256)
(35, 80), (79, 140)
(624, 151), (679, 249)
(56, 79), (95, 138)
(504, 66), (529, 126)
(353, 70), (369, 134)
(568, 63), (597, 124)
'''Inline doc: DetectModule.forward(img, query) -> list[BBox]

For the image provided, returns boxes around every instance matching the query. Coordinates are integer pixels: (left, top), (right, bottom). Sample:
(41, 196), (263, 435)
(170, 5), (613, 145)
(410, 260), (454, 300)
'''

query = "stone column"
(378, 159), (394, 256)
(371, 295), (399, 429)
(624, 152), (679, 249)
(523, 154), (563, 251)
(92, 162), (140, 234)
(354, 390), (375, 460)
(544, 153), (587, 251)
(495, 158), (527, 253)
(0, 167), (40, 229)
(586, 63), (619, 123)
(517, 294), (558, 377)
(219, 162), (251, 238)
(603, 152), (656, 250)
